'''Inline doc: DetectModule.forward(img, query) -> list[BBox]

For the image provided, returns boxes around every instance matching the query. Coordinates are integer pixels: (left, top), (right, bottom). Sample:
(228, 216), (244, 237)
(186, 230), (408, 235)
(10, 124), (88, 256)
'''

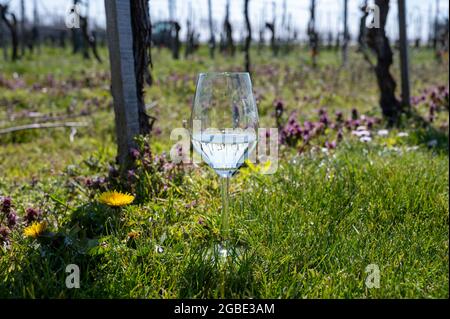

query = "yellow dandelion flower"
(243, 159), (272, 174)
(261, 160), (272, 174)
(24, 221), (47, 238)
(98, 191), (135, 207)
(127, 231), (140, 239)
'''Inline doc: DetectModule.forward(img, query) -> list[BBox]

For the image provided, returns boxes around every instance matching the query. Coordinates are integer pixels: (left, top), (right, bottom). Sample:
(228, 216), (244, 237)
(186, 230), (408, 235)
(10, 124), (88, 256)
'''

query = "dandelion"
(23, 221), (47, 238)
(127, 231), (140, 240)
(98, 191), (135, 207)
(243, 159), (271, 174)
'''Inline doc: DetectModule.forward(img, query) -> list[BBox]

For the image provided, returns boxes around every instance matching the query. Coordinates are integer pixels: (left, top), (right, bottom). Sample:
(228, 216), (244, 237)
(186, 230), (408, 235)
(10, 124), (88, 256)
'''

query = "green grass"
(0, 45), (448, 298)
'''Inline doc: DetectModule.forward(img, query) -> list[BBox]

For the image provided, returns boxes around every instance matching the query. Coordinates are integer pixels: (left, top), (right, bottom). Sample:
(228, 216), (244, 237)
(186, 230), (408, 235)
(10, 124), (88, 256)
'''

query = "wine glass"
(190, 72), (259, 257)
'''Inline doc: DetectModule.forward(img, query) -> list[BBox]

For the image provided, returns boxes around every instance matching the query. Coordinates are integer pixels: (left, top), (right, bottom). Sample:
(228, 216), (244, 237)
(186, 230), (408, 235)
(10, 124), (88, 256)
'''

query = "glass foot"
(203, 242), (245, 264)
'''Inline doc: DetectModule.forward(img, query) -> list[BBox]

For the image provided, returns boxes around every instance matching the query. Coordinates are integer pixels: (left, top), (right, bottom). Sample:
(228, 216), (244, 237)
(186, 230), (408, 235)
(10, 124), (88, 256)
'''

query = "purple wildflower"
(0, 226), (10, 244)
(303, 121), (314, 131)
(325, 140), (337, 150)
(344, 119), (352, 130)
(154, 127), (162, 136)
(1, 197), (12, 213)
(24, 208), (41, 225)
(319, 113), (330, 127)
(337, 129), (344, 142)
(275, 99), (284, 117)
(185, 200), (198, 209)
(351, 119), (361, 129)
(335, 111), (343, 123)
(176, 144), (183, 158)
(302, 132), (310, 143)
(313, 122), (325, 134)
(7, 210), (18, 228)
(108, 166), (120, 178)
(130, 148), (140, 160)
(429, 103), (437, 115)
(84, 177), (93, 187)
(281, 112), (303, 147)
(318, 108), (326, 116)
(366, 117), (375, 129)
(127, 169), (137, 182)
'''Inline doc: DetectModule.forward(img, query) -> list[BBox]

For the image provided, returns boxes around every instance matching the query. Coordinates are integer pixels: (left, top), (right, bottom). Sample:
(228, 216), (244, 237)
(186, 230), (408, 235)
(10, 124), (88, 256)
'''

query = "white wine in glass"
(190, 72), (259, 256)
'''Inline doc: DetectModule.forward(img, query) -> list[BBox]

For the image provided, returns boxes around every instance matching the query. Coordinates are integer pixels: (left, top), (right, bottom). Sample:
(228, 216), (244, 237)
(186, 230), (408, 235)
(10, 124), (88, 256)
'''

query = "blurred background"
(1, 0), (449, 53)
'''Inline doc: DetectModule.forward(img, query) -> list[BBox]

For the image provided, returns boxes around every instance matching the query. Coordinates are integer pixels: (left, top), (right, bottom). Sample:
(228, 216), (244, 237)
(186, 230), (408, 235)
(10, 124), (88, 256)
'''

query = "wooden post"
(398, 0), (410, 107)
(104, 0), (143, 170)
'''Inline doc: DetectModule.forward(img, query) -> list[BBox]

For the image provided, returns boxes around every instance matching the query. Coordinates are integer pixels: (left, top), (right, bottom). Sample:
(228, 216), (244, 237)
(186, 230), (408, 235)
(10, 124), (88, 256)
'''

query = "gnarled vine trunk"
(367, 0), (401, 124)
(130, 0), (153, 134)
(244, 0), (251, 72)
(0, 5), (19, 61)
(307, 0), (318, 67)
(224, 1), (235, 56)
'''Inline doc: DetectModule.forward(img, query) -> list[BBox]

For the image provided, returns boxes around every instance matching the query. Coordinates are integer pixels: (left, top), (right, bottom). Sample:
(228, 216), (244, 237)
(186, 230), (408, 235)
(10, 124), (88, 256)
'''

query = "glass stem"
(220, 176), (230, 240)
